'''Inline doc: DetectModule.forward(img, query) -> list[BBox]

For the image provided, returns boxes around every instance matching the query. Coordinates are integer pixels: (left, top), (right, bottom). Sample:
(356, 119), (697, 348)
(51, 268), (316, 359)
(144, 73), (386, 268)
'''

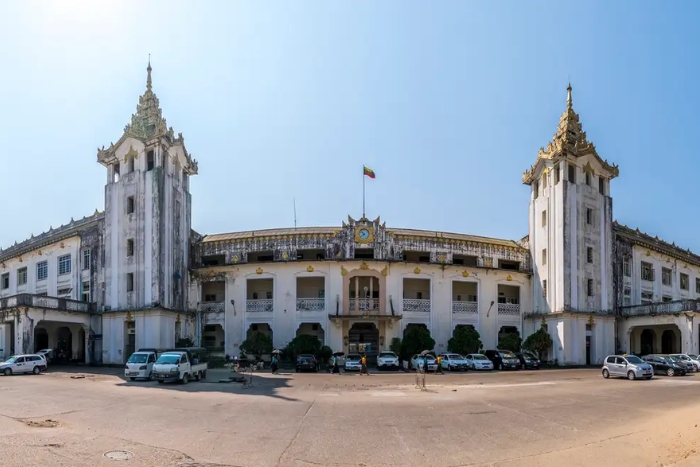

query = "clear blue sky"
(1, 1), (699, 251)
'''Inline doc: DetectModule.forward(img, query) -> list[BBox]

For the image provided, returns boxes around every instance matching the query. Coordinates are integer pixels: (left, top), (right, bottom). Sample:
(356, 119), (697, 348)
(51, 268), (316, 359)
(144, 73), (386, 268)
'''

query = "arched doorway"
(349, 323), (379, 362)
(661, 329), (677, 354)
(77, 328), (86, 362)
(56, 327), (72, 362)
(640, 329), (655, 355)
(34, 328), (49, 352)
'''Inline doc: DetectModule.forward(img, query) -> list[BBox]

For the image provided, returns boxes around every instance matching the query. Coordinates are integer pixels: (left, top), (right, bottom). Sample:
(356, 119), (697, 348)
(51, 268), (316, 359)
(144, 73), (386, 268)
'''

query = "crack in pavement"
(275, 384), (324, 467)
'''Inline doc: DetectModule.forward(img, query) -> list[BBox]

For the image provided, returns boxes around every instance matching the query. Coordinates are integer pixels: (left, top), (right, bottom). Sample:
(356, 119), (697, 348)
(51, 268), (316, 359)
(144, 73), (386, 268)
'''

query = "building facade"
(1, 66), (698, 365)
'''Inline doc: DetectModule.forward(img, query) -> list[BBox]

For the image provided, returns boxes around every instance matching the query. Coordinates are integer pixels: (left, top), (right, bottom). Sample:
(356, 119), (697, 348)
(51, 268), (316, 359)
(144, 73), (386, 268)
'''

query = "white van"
(124, 351), (157, 380)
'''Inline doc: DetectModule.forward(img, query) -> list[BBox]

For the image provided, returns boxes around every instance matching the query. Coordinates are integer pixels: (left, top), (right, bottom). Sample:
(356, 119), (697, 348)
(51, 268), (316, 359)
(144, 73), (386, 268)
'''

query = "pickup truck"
(152, 351), (207, 384)
(125, 350), (158, 381)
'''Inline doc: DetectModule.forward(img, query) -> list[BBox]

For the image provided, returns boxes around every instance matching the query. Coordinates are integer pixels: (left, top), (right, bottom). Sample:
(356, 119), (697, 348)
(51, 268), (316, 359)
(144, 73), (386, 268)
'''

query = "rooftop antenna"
(293, 198), (297, 230)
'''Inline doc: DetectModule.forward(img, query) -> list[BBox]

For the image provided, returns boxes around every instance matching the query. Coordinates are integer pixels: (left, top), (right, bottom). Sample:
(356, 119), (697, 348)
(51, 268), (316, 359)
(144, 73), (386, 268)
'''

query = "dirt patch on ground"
(22, 419), (60, 428)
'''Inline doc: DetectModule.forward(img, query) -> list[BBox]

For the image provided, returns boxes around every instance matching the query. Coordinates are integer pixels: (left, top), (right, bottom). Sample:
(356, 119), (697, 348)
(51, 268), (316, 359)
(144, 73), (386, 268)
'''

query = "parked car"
(439, 353), (470, 371)
(642, 354), (687, 376)
(125, 350), (158, 380)
(484, 350), (520, 370)
(602, 355), (653, 380)
(295, 354), (319, 372)
(669, 354), (698, 372)
(516, 351), (540, 370)
(0, 354), (45, 375)
(410, 354), (437, 372)
(344, 354), (362, 371)
(36, 349), (55, 364)
(376, 351), (400, 370)
(687, 354), (700, 369)
(465, 353), (494, 370)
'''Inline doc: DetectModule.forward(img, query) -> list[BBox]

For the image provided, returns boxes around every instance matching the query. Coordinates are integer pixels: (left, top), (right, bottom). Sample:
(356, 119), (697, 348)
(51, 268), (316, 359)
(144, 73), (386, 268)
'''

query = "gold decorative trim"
(255, 267), (263, 274)
(380, 266), (388, 276)
(18, 257), (22, 263)
(506, 275), (513, 281)
(588, 315), (595, 326)
(646, 251), (651, 257)
(354, 226), (375, 244)
(341, 266), (348, 276)
(462, 271), (470, 278)
(414, 267), (421, 274)
(281, 252), (289, 260)
(360, 261), (369, 270)
(307, 265), (314, 273)
(125, 311), (133, 322)
(437, 254), (446, 263)
(232, 255), (240, 263)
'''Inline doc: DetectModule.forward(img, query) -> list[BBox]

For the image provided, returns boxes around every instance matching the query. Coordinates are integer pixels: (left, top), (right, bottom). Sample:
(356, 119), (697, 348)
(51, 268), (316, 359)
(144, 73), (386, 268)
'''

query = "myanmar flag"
(363, 166), (376, 179)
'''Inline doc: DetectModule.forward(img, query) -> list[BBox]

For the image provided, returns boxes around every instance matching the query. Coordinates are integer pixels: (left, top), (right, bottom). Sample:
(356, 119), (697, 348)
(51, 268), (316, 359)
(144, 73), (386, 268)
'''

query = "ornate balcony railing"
(402, 298), (431, 312)
(0, 293), (94, 313)
(296, 298), (325, 311)
(619, 299), (699, 317)
(348, 298), (380, 312)
(498, 303), (520, 316)
(452, 301), (478, 314)
(246, 299), (273, 313)
(198, 301), (225, 313)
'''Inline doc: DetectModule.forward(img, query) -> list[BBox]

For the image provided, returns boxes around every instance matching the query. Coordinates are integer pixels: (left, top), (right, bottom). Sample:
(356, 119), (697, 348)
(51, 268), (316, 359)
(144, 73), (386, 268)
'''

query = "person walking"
(332, 355), (340, 374)
(270, 354), (279, 374)
(436, 354), (444, 374)
(360, 354), (369, 375)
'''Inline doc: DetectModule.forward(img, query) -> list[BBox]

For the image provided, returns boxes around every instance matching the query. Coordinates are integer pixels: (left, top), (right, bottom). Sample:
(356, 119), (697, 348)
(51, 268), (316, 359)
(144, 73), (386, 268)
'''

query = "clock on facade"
(355, 227), (373, 243)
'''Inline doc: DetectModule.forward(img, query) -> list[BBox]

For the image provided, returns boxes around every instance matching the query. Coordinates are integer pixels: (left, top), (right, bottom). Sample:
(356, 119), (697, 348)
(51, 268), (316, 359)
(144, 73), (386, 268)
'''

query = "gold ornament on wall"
(380, 265), (388, 276)
(354, 226), (374, 244)
(437, 254), (446, 263)
(360, 261), (369, 270)
(307, 265), (314, 273)
(588, 315), (595, 326)
(414, 267), (421, 274)
(281, 252), (289, 260)
(341, 266), (348, 276)
(256, 267), (263, 275)
(462, 271), (470, 278)
(38, 250), (42, 256)
(232, 255), (240, 263)
(125, 311), (133, 322)
(506, 275), (513, 281)
(60, 242), (64, 248)
(18, 257), (22, 263)
(646, 251), (651, 257)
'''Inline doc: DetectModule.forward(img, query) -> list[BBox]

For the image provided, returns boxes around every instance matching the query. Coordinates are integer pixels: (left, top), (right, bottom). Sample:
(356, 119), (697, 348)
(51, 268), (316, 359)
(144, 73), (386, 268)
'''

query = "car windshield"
(625, 356), (644, 364)
(523, 352), (537, 359)
(156, 354), (181, 364)
(346, 355), (361, 361)
(472, 355), (488, 360)
(500, 352), (516, 359)
(689, 355), (699, 359)
(378, 352), (395, 358)
(446, 354), (462, 359)
(127, 353), (149, 364)
(667, 356), (681, 363)
(3, 357), (17, 364)
(299, 356), (314, 361)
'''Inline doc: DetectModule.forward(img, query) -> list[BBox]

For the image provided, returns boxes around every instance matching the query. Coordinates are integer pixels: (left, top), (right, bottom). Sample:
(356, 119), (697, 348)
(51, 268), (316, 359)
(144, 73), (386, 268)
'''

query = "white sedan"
(410, 354), (437, 372)
(439, 353), (470, 371)
(465, 353), (494, 370)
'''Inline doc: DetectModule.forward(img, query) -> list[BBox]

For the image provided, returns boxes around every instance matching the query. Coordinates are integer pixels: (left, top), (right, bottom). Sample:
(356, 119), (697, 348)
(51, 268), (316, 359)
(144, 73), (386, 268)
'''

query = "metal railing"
(0, 293), (94, 313)
(497, 303), (520, 315)
(402, 298), (431, 312)
(619, 299), (699, 317)
(246, 299), (273, 313)
(198, 302), (225, 313)
(296, 298), (325, 311)
(452, 301), (478, 314)
(348, 298), (379, 311)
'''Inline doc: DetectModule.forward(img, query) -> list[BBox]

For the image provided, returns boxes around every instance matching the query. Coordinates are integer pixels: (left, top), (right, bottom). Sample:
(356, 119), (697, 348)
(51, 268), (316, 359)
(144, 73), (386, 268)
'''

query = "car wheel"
(157, 380), (164, 384)
(181, 373), (189, 384)
(602, 369), (610, 379)
(32, 366), (40, 375)
(627, 371), (636, 381)
(148, 371), (154, 381)
(129, 377), (136, 381)
(667, 368), (675, 377)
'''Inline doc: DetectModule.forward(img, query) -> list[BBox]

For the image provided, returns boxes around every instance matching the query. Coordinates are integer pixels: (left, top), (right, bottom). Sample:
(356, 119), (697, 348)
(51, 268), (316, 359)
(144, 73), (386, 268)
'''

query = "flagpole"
(362, 165), (366, 219)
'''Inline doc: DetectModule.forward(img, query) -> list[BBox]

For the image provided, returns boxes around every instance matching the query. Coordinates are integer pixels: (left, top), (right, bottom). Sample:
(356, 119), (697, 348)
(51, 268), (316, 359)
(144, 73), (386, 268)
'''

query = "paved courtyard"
(1, 367), (699, 467)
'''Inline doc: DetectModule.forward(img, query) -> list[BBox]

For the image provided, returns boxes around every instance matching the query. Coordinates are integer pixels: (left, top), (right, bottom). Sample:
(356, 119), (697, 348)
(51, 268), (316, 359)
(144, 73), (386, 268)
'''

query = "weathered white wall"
(627, 245), (700, 305)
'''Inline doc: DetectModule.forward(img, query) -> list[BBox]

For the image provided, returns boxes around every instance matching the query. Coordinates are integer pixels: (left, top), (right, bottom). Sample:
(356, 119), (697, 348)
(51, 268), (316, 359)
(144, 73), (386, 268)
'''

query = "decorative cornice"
(614, 222), (700, 267)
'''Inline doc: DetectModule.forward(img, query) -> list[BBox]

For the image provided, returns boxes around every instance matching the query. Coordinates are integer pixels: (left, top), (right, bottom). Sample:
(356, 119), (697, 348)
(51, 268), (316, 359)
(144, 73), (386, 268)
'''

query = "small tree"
(239, 331), (273, 360)
(318, 345), (333, 366)
(389, 338), (402, 357)
(522, 326), (553, 360)
(285, 335), (322, 358)
(176, 337), (195, 347)
(447, 326), (482, 355)
(498, 331), (522, 352)
(401, 327), (435, 364)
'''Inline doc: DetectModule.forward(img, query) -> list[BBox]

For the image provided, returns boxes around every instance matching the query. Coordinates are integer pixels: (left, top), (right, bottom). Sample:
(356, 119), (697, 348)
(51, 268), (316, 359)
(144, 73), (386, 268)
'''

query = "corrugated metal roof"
(200, 226), (523, 249)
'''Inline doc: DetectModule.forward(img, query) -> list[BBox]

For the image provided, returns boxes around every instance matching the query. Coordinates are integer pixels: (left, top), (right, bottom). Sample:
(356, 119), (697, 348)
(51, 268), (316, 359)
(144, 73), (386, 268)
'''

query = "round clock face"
(358, 228), (370, 240)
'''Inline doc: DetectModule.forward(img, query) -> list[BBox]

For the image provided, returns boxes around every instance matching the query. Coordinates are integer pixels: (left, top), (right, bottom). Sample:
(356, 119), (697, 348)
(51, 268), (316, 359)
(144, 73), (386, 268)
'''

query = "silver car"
(602, 355), (653, 380)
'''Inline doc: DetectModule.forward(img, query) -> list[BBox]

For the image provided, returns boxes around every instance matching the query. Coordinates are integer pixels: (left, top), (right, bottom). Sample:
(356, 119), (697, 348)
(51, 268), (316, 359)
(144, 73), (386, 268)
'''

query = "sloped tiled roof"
(614, 222), (700, 266)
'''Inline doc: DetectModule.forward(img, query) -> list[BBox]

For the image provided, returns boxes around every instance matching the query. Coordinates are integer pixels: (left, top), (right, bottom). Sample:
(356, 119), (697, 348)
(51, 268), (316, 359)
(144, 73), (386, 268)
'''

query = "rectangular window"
(662, 268), (672, 286)
(586, 208), (593, 225)
(128, 157), (135, 173)
(17, 267), (27, 286)
(533, 181), (539, 199)
(681, 273), (689, 291)
(554, 164), (561, 184)
(0, 273), (8, 290)
(542, 210), (547, 227)
(542, 249), (547, 265)
(585, 172), (591, 186)
(126, 196), (135, 214)
(37, 261), (48, 281)
(82, 282), (90, 302)
(58, 254), (71, 275)
(662, 295), (673, 303)
(82, 249), (91, 270)
(696, 278), (700, 294)
(57, 287), (72, 298)
(623, 287), (631, 306)
(568, 164), (576, 183)
(542, 279), (547, 298)
(542, 174), (548, 189)
(623, 256), (631, 277)
(599, 177), (605, 195)
(126, 273), (134, 292)
(147, 150), (155, 171)
(641, 291), (653, 304)
(587, 278), (593, 297)
(586, 247), (593, 263)
(641, 262), (654, 282)
(127, 239), (134, 257)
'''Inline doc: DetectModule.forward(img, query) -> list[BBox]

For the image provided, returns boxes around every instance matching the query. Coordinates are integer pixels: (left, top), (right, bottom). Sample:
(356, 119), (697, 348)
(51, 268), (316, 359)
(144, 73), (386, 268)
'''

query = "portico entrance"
(348, 323), (379, 362)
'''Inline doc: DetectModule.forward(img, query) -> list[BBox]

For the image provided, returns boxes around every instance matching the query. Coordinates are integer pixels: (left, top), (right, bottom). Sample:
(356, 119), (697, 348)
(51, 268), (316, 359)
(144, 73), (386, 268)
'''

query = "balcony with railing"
(198, 301), (225, 313)
(246, 278), (273, 313)
(200, 280), (225, 314)
(348, 298), (380, 313)
(619, 299), (699, 317)
(497, 284), (521, 318)
(452, 301), (478, 314)
(296, 277), (325, 312)
(402, 278), (431, 313)
(452, 281), (478, 315)
(246, 299), (273, 313)
(497, 303), (521, 315)
(0, 294), (94, 313)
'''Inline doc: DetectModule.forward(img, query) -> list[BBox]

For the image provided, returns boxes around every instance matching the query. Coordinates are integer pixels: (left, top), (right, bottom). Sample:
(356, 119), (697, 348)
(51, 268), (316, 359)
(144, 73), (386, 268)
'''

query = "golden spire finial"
(146, 54), (152, 91)
(566, 82), (572, 110)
